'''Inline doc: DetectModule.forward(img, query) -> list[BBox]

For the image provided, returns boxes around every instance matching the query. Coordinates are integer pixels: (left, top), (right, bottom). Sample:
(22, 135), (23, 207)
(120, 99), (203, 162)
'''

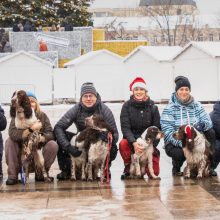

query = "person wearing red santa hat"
(119, 77), (161, 179)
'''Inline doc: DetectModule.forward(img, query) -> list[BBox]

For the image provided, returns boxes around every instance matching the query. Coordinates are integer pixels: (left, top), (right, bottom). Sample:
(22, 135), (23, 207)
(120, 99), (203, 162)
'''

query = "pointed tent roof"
(0, 50), (54, 67)
(172, 41), (220, 60)
(64, 49), (122, 67)
(123, 45), (182, 62)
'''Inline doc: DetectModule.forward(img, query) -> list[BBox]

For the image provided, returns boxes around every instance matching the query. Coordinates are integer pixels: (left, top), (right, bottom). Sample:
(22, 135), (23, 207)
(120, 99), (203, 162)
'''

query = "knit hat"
(175, 76), (191, 92)
(129, 77), (147, 91)
(80, 82), (97, 97)
(26, 91), (37, 100)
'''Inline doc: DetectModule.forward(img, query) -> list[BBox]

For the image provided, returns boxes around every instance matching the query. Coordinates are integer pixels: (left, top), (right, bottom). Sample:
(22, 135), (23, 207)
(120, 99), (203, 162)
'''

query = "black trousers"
(165, 128), (216, 170)
(57, 131), (118, 174)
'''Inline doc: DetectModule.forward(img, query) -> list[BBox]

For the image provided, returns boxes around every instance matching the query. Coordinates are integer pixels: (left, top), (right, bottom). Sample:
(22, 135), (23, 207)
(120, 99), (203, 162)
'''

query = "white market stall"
(123, 46), (182, 101)
(0, 51), (53, 103)
(64, 49), (125, 102)
(173, 42), (220, 101)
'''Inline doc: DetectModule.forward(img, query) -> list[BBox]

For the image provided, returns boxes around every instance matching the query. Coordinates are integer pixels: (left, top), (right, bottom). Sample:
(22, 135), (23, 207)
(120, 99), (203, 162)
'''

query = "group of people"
(0, 76), (220, 185)
(13, 20), (74, 33)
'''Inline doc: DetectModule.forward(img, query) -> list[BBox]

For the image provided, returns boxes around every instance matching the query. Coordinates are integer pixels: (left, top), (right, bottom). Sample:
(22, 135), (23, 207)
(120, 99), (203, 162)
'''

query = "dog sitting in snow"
(173, 124), (211, 179)
(130, 126), (163, 179)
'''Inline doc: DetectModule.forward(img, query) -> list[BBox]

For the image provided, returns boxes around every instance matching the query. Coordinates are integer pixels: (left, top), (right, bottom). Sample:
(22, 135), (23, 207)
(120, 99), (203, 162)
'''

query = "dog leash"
(20, 166), (26, 185)
(104, 132), (112, 184)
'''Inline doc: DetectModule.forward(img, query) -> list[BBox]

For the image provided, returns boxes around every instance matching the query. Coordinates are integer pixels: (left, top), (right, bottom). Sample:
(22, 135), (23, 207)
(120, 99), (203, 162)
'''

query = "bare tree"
(143, 0), (197, 46)
(104, 18), (127, 40)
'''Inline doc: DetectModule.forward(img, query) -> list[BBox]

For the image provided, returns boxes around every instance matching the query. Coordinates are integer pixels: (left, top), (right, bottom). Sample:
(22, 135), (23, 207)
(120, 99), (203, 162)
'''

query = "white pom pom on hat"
(129, 77), (148, 91)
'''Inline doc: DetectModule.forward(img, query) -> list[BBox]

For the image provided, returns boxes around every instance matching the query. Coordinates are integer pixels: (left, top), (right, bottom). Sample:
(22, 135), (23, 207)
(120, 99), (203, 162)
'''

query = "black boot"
(6, 178), (18, 185)
(57, 171), (70, 180)
(209, 160), (219, 176)
(172, 160), (183, 176)
(121, 164), (130, 180)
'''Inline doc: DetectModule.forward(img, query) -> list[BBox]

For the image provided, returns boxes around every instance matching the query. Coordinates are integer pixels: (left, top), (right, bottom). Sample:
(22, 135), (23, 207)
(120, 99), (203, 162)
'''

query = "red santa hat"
(185, 125), (192, 142)
(129, 77), (148, 91)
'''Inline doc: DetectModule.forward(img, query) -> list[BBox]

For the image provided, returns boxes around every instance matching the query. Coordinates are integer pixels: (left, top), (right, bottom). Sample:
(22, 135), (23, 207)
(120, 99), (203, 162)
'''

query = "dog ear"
(10, 105), (16, 118)
(22, 94), (33, 119)
(145, 131), (155, 143)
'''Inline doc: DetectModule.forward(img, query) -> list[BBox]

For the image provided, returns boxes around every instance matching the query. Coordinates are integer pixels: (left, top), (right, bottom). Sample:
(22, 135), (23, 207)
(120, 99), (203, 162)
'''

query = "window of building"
(161, 35), (165, 42)
(183, 34), (187, 42)
(198, 34), (203, 41)
(170, 35), (174, 43)
(177, 9), (182, 15)
(209, 34), (213, 41)
(153, 35), (157, 44)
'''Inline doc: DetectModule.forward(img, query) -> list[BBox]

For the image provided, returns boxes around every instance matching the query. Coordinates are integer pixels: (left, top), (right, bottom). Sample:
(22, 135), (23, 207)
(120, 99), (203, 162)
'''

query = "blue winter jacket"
(210, 101), (220, 140)
(160, 93), (212, 147)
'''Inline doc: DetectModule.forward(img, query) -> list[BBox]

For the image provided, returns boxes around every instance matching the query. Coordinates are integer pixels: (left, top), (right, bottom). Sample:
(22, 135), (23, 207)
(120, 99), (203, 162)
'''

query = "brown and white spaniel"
(173, 124), (211, 179)
(130, 126), (163, 179)
(70, 114), (113, 182)
(10, 90), (37, 129)
(10, 90), (52, 183)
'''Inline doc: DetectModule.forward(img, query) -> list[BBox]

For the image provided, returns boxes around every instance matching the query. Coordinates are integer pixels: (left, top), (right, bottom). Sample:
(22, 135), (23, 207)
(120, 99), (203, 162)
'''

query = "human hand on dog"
(68, 145), (82, 157)
(133, 142), (144, 155)
(194, 121), (205, 132)
(31, 120), (42, 131)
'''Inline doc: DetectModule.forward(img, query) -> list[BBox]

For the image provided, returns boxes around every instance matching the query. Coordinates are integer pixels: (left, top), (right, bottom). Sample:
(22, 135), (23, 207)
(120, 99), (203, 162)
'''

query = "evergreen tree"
(0, 0), (92, 27)
(55, 0), (93, 27)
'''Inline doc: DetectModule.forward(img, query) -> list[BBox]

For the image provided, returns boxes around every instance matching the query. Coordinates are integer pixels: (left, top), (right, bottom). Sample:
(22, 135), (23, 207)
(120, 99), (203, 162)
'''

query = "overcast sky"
(197, 0), (220, 14)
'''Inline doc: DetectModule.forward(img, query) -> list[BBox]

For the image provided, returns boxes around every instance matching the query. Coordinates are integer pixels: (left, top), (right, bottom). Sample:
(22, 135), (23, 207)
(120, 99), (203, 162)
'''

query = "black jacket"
(210, 101), (220, 139)
(0, 106), (7, 154)
(120, 96), (161, 149)
(54, 94), (119, 152)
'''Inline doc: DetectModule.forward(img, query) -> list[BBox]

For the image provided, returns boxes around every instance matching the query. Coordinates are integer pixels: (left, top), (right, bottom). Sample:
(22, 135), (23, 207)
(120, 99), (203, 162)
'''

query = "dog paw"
(152, 176), (161, 180)
(196, 175), (203, 179)
(70, 176), (76, 181)
(44, 177), (53, 183)
(184, 175), (190, 179)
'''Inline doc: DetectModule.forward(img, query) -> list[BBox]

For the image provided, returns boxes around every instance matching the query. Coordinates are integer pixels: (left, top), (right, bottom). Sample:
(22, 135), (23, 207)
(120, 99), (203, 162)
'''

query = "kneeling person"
(54, 82), (119, 180)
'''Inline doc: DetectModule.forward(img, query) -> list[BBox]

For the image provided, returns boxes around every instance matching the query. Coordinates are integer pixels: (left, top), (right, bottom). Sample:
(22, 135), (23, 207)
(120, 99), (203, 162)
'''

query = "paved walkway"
(1, 104), (220, 219)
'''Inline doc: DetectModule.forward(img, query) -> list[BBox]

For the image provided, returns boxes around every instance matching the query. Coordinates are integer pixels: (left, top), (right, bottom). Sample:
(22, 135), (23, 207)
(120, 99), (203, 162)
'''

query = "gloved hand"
(67, 145), (82, 157)
(194, 121), (205, 132)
